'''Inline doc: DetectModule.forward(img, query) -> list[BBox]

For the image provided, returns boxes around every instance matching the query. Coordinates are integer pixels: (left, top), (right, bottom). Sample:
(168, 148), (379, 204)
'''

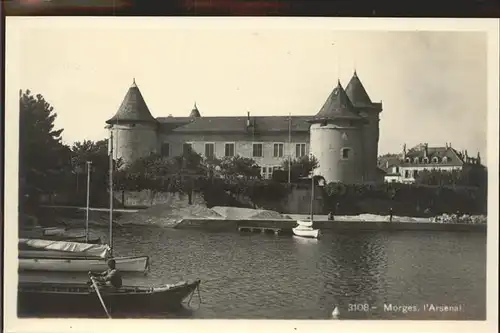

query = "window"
(413, 170), (418, 178)
(442, 156), (448, 163)
(405, 170), (410, 178)
(296, 143), (306, 158)
(253, 143), (263, 157)
(405, 158), (411, 163)
(432, 157), (439, 163)
(341, 148), (351, 160)
(273, 143), (284, 157)
(413, 157), (419, 163)
(224, 143), (235, 157)
(205, 143), (215, 158)
(423, 157), (429, 163)
(183, 143), (192, 155)
(161, 143), (170, 157)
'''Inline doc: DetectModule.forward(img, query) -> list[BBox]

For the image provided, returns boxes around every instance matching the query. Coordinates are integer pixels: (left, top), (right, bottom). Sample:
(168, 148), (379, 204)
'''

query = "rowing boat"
(18, 279), (201, 317)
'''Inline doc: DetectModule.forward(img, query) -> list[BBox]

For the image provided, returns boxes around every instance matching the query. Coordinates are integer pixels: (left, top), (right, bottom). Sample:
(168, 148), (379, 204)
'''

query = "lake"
(19, 226), (487, 320)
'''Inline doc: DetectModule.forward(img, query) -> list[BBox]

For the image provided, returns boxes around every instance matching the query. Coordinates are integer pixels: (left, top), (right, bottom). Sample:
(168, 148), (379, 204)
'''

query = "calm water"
(21, 226), (487, 320)
(115, 226), (486, 320)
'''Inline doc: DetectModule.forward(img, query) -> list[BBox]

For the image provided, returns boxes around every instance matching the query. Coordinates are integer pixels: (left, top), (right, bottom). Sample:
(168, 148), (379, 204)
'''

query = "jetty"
(238, 226), (283, 235)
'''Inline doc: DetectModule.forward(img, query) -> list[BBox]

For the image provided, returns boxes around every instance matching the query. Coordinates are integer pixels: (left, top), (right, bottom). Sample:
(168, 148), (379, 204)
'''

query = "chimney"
(386, 161), (389, 168)
(403, 143), (407, 159)
(246, 111), (251, 127)
(445, 142), (448, 149)
(477, 152), (481, 164)
(424, 143), (428, 159)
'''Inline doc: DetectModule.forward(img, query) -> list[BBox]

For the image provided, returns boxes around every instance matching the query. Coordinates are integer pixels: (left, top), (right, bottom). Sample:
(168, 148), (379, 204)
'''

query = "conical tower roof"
(311, 80), (363, 122)
(189, 102), (201, 118)
(106, 79), (157, 124)
(345, 70), (373, 107)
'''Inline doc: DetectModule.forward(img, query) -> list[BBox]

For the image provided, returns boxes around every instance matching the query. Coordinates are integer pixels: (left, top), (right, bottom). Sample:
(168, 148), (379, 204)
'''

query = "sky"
(9, 18), (490, 162)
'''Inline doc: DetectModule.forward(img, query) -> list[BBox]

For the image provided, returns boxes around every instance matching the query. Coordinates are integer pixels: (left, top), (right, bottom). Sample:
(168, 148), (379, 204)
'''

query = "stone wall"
(113, 190), (205, 208)
(113, 186), (322, 215)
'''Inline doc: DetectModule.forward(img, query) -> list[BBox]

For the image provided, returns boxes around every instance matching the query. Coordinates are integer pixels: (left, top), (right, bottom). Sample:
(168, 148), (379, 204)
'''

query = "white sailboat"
(292, 220), (321, 239)
(18, 131), (150, 273)
(292, 174), (323, 239)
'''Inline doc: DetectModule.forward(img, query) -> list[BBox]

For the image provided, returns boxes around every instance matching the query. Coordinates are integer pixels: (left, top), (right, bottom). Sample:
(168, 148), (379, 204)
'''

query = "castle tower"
(345, 70), (383, 182)
(189, 102), (201, 118)
(309, 80), (368, 184)
(105, 79), (158, 167)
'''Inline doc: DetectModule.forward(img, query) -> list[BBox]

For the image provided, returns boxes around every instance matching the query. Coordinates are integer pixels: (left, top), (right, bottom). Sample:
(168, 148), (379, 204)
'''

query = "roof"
(310, 81), (364, 123)
(378, 154), (402, 172)
(401, 146), (464, 167)
(106, 80), (157, 124)
(156, 115), (314, 133)
(345, 71), (373, 107)
(189, 103), (201, 118)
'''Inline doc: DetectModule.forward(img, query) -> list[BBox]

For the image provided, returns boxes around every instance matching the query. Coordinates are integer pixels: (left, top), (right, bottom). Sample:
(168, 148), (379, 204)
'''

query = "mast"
(109, 129), (114, 255)
(288, 114), (291, 184)
(85, 161), (92, 243)
(310, 173), (315, 222)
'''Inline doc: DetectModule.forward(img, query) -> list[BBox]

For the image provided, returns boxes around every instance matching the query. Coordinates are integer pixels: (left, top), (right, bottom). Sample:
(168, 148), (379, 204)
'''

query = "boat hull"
(18, 255), (150, 273)
(292, 227), (320, 238)
(18, 279), (201, 317)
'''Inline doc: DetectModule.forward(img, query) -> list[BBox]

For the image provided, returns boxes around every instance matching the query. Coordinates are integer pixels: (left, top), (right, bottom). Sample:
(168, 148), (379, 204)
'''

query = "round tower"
(105, 79), (158, 167)
(345, 70), (383, 182)
(309, 80), (368, 184)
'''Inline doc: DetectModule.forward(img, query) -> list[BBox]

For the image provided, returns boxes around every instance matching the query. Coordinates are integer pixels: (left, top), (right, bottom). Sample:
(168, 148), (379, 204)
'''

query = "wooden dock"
(238, 226), (282, 235)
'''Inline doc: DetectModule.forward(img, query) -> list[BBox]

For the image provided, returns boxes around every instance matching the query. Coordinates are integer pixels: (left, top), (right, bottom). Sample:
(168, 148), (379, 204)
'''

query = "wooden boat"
(43, 227), (67, 236)
(292, 226), (321, 239)
(19, 255), (150, 273)
(20, 228), (102, 244)
(18, 279), (201, 317)
(18, 239), (150, 273)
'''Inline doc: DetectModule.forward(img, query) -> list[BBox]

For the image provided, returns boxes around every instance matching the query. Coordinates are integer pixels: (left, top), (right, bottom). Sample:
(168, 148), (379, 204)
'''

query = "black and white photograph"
(3, 17), (499, 333)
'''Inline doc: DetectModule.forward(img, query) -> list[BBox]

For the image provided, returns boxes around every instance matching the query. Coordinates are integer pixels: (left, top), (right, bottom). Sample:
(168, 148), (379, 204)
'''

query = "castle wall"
(309, 121), (365, 184)
(158, 131), (310, 170)
(111, 123), (158, 166)
(359, 109), (380, 182)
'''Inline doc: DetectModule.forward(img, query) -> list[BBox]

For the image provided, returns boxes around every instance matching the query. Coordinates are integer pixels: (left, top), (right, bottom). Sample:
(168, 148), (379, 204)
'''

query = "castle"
(105, 71), (383, 184)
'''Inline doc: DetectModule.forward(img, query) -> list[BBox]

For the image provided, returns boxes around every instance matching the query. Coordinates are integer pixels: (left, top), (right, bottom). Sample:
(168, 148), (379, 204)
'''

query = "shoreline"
(173, 218), (487, 232)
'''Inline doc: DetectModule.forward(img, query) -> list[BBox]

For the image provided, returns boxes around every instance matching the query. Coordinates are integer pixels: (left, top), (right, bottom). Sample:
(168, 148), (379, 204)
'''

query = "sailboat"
(292, 219), (321, 238)
(18, 131), (150, 273)
(292, 174), (322, 239)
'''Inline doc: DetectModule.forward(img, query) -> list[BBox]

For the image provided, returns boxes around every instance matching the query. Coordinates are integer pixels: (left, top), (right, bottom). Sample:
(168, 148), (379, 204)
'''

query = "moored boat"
(18, 279), (201, 317)
(18, 239), (150, 273)
(43, 227), (67, 236)
(292, 226), (321, 239)
(20, 229), (102, 244)
(19, 255), (150, 273)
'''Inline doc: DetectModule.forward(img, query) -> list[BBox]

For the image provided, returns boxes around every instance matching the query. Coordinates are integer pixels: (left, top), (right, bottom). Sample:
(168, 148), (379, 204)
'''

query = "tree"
(19, 90), (72, 212)
(70, 139), (120, 205)
(203, 155), (261, 180)
(280, 155), (319, 181)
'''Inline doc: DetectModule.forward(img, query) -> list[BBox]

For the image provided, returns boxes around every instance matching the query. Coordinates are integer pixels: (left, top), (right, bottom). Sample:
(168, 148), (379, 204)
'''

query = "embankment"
(175, 218), (487, 232)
